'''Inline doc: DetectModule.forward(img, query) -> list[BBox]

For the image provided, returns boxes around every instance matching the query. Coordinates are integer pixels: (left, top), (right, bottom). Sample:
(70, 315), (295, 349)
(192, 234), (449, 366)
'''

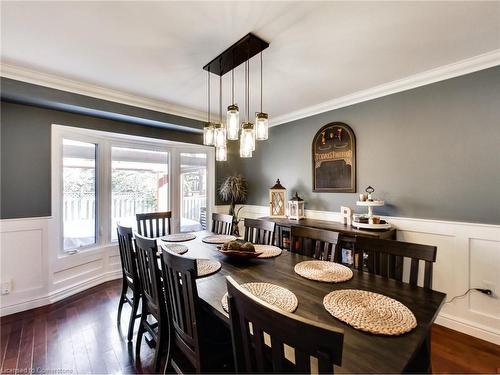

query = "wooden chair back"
(161, 249), (202, 371)
(117, 224), (139, 284)
(243, 218), (276, 245)
(199, 207), (207, 230)
(226, 276), (343, 373)
(134, 234), (163, 318)
(136, 211), (172, 238)
(211, 213), (234, 235)
(354, 237), (437, 289)
(290, 226), (339, 261)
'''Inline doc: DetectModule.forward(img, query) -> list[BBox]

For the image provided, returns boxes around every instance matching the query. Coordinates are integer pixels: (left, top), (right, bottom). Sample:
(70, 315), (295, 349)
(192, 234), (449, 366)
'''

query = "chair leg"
(153, 321), (163, 373)
(136, 316), (146, 360)
(127, 293), (140, 341)
(117, 278), (127, 324)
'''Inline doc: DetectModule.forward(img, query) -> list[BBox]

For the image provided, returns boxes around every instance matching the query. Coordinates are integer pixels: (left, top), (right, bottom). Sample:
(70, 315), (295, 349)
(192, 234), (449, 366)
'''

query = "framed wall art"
(312, 122), (356, 192)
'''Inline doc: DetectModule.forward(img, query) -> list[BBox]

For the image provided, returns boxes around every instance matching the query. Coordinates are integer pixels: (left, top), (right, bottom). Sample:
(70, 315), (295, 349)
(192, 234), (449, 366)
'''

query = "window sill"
(54, 243), (119, 272)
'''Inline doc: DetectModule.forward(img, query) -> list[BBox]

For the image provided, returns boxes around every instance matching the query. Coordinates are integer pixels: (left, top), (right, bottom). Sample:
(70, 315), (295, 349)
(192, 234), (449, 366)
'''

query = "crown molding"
(0, 63), (207, 122)
(2, 49), (500, 128)
(269, 48), (500, 127)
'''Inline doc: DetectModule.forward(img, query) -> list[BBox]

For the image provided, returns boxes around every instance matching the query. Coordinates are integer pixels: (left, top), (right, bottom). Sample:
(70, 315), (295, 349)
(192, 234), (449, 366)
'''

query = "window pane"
(111, 147), (169, 240)
(63, 139), (97, 251)
(180, 153), (207, 232)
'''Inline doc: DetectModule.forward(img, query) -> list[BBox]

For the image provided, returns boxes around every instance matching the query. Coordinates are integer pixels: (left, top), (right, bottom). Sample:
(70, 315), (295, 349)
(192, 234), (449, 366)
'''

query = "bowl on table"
(217, 240), (263, 259)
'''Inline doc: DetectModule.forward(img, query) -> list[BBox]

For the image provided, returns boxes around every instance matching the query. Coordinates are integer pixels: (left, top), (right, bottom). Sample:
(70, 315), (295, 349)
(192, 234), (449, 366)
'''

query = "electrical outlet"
(483, 280), (496, 297)
(1, 280), (12, 295)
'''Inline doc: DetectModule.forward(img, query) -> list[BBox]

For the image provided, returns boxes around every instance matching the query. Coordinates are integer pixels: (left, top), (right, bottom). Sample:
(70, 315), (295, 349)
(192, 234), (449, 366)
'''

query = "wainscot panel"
(214, 204), (500, 345)
(0, 217), (122, 317)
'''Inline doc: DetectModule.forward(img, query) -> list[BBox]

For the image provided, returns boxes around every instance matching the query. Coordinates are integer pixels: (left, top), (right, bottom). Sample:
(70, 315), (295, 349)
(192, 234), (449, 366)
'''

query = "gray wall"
(1, 101), (203, 219)
(236, 66), (500, 224)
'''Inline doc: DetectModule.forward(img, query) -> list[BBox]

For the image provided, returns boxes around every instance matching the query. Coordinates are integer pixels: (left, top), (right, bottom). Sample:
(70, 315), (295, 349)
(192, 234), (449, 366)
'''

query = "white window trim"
(50, 124), (214, 263)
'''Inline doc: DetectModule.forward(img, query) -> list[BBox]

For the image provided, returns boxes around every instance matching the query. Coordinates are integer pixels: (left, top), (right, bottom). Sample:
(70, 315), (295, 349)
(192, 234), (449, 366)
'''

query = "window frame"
(51, 124), (214, 258)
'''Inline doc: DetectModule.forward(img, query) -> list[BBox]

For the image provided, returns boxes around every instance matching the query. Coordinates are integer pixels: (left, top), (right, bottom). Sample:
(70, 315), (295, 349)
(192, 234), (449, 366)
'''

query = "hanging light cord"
(219, 61), (222, 125)
(246, 59), (250, 122)
(245, 60), (249, 123)
(207, 69), (211, 123)
(231, 68), (235, 104)
(260, 51), (263, 112)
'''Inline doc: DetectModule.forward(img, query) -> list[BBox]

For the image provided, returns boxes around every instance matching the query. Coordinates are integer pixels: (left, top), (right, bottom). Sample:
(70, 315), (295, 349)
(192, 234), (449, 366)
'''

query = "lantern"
(288, 192), (305, 220)
(269, 179), (287, 218)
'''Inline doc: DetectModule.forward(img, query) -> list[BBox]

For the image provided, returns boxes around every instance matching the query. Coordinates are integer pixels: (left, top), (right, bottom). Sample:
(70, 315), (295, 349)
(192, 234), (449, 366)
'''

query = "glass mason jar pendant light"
(203, 69), (215, 146)
(239, 60), (255, 156)
(240, 60), (254, 157)
(226, 69), (240, 140)
(240, 123), (254, 158)
(216, 143), (227, 161)
(255, 52), (269, 141)
(215, 67), (227, 161)
(203, 123), (214, 146)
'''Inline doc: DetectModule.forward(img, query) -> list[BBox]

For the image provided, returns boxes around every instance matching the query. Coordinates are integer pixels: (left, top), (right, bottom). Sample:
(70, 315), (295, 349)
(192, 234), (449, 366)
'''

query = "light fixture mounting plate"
(203, 33), (269, 76)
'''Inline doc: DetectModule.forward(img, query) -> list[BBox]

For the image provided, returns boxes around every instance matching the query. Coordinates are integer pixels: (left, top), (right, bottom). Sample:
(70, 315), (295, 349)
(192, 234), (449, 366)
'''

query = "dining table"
(161, 230), (446, 373)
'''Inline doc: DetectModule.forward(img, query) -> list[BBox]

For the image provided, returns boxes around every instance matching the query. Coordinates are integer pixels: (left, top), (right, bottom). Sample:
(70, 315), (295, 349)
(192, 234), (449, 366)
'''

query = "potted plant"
(218, 175), (248, 236)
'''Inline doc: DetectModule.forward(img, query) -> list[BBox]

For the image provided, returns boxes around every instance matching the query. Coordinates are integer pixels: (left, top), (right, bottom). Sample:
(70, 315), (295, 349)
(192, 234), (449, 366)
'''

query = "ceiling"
(1, 1), (500, 126)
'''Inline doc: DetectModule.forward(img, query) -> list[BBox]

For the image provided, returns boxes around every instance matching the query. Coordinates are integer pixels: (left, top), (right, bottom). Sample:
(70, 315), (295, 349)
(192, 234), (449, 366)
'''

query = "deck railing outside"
(64, 192), (206, 222)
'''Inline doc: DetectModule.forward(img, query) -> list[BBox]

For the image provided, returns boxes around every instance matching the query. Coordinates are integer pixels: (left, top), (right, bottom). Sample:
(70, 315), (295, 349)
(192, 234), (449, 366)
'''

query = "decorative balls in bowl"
(219, 240), (261, 258)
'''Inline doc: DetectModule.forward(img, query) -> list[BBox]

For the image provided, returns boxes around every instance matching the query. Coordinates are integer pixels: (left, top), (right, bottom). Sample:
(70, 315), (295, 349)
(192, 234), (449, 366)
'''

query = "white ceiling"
(1, 1), (500, 125)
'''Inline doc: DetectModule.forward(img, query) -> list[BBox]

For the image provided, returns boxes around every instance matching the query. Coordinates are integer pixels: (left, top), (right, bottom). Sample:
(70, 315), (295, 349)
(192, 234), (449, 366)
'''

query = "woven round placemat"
(196, 259), (221, 278)
(202, 234), (236, 244)
(221, 282), (298, 313)
(160, 243), (188, 255)
(254, 244), (283, 259)
(294, 260), (353, 283)
(323, 289), (417, 335)
(161, 233), (196, 242)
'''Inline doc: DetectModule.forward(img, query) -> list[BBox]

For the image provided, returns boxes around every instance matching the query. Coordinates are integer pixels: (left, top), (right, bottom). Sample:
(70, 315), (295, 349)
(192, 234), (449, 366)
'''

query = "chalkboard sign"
(312, 122), (356, 192)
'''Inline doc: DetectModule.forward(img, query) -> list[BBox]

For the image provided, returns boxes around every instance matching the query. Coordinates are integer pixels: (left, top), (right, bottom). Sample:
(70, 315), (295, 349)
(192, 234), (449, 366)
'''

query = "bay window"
(52, 125), (214, 256)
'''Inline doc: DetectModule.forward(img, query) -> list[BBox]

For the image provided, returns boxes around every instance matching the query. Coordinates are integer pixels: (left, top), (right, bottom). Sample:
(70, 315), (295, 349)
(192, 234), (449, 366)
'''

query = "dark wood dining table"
(167, 230), (446, 373)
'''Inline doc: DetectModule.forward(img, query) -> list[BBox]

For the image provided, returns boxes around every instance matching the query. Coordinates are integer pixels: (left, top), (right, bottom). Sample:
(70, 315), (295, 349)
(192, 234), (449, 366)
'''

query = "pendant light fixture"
(215, 71), (227, 161)
(255, 52), (269, 140)
(249, 58), (256, 152)
(216, 143), (227, 161)
(203, 69), (214, 146)
(214, 72), (227, 149)
(226, 68), (240, 140)
(202, 33), (269, 161)
(240, 60), (253, 158)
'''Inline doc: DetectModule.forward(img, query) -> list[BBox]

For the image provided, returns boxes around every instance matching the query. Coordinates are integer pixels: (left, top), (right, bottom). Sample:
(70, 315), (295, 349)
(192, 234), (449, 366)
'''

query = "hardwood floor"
(1, 279), (499, 374)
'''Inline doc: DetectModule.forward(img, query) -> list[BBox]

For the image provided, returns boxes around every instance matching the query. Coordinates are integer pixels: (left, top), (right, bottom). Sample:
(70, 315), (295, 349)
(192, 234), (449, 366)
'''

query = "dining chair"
(211, 212), (234, 235)
(243, 218), (276, 245)
(161, 250), (233, 373)
(226, 276), (344, 373)
(136, 211), (172, 238)
(116, 224), (141, 341)
(354, 237), (437, 289)
(199, 207), (207, 230)
(289, 226), (340, 261)
(134, 234), (169, 373)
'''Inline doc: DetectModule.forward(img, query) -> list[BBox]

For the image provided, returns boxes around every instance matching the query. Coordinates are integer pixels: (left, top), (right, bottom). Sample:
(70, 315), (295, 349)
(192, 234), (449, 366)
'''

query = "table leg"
(404, 331), (432, 373)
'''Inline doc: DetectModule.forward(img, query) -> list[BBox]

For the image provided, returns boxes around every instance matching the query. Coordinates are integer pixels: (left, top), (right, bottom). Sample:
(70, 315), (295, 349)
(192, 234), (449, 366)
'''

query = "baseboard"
(0, 270), (122, 317)
(435, 313), (500, 346)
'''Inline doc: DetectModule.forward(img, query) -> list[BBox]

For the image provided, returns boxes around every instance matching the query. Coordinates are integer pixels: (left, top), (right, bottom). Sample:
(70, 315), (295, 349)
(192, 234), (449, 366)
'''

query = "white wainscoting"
(2, 210), (499, 345)
(215, 204), (500, 345)
(0, 217), (122, 317)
